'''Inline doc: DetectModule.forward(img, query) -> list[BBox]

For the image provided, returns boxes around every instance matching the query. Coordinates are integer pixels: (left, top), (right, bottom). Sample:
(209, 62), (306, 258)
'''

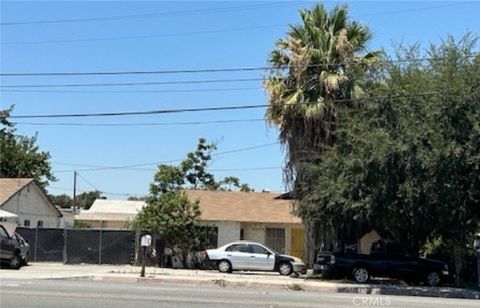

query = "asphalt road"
(0, 279), (478, 308)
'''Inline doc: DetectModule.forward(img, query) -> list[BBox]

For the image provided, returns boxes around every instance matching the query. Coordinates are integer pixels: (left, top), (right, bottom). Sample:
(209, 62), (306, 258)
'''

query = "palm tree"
(265, 4), (380, 263)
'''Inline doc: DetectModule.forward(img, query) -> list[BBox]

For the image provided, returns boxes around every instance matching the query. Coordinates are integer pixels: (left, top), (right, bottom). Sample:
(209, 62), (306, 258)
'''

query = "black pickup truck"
(314, 240), (450, 286)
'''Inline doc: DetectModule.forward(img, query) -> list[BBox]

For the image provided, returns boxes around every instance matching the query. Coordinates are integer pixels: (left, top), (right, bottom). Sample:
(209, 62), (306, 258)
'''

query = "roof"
(183, 190), (302, 224)
(0, 209), (18, 218)
(0, 178), (62, 217)
(0, 178), (34, 206)
(75, 199), (146, 222)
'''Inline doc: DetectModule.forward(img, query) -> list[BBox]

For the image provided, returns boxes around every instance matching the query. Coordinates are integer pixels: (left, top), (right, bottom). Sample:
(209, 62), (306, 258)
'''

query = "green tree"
(239, 183), (253, 192)
(76, 190), (106, 210)
(306, 35), (480, 285)
(48, 194), (72, 208)
(134, 190), (211, 268)
(265, 3), (380, 263)
(180, 138), (218, 190)
(127, 196), (147, 201)
(134, 138), (251, 268)
(0, 106), (55, 187)
(221, 176), (240, 191)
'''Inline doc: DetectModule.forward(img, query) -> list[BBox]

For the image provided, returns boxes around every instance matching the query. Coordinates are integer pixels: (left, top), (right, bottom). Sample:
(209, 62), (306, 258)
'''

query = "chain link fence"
(16, 227), (136, 265)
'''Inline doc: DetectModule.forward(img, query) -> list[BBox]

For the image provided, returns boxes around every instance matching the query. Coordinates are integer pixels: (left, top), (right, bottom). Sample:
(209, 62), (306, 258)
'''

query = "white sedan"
(205, 241), (306, 276)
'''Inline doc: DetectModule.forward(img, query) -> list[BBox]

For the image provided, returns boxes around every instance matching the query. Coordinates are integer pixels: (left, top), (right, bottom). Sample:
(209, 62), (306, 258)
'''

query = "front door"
(248, 244), (275, 271)
(290, 228), (304, 259)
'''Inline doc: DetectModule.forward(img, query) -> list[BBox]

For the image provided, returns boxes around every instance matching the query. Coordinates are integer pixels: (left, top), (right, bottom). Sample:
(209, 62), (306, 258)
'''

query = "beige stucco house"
(74, 191), (305, 259)
(185, 190), (305, 259)
(0, 178), (62, 228)
(75, 199), (146, 229)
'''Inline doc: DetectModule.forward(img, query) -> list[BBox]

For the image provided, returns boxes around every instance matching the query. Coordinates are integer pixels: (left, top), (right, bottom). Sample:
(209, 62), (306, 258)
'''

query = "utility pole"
(72, 171), (77, 213)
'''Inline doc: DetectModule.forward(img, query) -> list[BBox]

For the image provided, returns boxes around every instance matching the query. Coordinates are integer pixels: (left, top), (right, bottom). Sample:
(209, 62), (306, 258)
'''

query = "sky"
(1, 0), (479, 198)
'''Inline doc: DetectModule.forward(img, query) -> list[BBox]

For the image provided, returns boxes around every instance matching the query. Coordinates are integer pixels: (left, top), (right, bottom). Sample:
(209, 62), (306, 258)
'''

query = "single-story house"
(185, 190), (304, 259)
(75, 199), (146, 229)
(0, 178), (62, 228)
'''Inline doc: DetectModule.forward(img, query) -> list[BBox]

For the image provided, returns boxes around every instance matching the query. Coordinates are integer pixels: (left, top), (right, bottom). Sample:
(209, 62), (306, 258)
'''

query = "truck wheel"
(217, 260), (232, 273)
(426, 271), (440, 287)
(352, 267), (370, 283)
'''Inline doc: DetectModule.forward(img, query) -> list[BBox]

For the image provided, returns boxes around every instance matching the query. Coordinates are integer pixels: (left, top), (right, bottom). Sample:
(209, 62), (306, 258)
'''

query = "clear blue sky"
(1, 1), (479, 198)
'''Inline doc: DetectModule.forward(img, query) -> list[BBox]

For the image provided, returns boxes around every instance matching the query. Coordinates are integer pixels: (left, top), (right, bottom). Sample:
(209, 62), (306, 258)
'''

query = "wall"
(242, 222), (265, 243)
(2, 183), (60, 228)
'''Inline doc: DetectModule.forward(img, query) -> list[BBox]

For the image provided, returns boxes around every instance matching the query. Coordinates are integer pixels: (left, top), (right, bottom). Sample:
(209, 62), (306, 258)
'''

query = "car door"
(248, 244), (275, 271)
(224, 243), (251, 270)
(385, 243), (419, 280)
(0, 225), (13, 260)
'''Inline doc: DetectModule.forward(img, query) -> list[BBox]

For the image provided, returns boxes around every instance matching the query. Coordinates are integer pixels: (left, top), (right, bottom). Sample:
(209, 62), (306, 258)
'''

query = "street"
(0, 279), (478, 308)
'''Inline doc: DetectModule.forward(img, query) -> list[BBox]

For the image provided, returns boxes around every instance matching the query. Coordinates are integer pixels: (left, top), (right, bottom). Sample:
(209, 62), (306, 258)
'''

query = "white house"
(75, 199), (146, 229)
(0, 178), (62, 228)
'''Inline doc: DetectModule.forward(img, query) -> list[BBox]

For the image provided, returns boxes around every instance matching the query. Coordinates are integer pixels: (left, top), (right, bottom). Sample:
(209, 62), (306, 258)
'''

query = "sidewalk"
(1, 263), (479, 300)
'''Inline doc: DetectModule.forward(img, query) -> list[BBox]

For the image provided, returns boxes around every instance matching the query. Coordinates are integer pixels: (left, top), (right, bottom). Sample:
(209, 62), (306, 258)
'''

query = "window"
(0, 226), (8, 239)
(225, 244), (249, 253)
(266, 228), (286, 254)
(24, 220), (30, 227)
(250, 244), (270, 254)
(37, 220), (44, 228)
(240, 229), (244, 240)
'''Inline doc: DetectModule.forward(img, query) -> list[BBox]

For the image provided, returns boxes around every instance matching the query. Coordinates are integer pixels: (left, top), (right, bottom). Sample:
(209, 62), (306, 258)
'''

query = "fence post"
(98, 229), (103, 265)
(34, 227), (39, 261)
(63, 227), (67, 264)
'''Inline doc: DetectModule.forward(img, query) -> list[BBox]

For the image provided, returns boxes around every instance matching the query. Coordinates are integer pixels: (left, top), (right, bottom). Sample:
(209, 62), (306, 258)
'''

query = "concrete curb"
(71, 274), (480, 299)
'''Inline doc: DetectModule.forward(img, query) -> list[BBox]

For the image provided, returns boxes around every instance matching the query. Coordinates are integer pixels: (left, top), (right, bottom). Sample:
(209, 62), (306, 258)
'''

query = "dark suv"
(0, 225), (24, 269)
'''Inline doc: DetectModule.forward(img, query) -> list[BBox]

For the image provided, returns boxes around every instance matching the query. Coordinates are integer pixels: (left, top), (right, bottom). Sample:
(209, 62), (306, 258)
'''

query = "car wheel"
(352, 267), (370, 283)
(22, 253), (29, 266)
(10, 254), (21, 270)
(278, 262), (293, 276)
(217, 260), (232, 273)
(426, 271), (440, 287)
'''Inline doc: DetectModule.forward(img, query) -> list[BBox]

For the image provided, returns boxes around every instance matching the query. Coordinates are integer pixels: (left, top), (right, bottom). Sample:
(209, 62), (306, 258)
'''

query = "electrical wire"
(5, 91), (457, 119)
(53, 142), (279, 173)
(2, 55), (477, 77)
(0, 2), (303, 26)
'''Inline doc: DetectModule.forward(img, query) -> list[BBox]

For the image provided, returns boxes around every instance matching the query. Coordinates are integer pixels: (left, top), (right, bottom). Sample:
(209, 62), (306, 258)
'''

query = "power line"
(53, 142), (279, 173)
(0, 77), (263, 88)
(0, 87), (261, 93)
(5, 91), (461, 119)
(13, 118), (265, 127)
(1, 2), (477, 45)
(3, 55), (478, 78)
(0, 24), (284, 46)
(48, 185), (144, 197)
(0, 2), (302, 26)
(7, 104), (268, 119)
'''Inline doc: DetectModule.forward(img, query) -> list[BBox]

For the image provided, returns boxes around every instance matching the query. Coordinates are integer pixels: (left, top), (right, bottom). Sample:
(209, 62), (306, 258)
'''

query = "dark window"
(24, 220), (30, 227)
(370, 241), (385, 255)
(0, 226), (8, 239)
(266, 228), (285, 254)
(250, 244), (269, 254)
(37, 220), (44, 228)
(196, 226), (218, 248)
(240, 229), (244, 240)
(225, 244), (249, 253)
